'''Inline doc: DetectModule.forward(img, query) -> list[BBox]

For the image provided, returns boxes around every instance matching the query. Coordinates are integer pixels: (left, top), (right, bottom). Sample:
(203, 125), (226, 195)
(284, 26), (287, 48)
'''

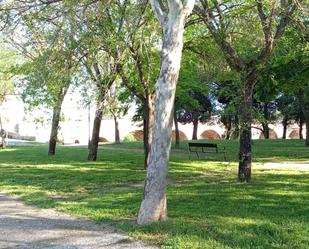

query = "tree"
(113, 2), (159, 168)
(195, 0), (299, 182)
(268, 15), (309, 145)
(69, 1), (122, 161)
(176, 49), (212, 140)
(214, 80), (240, 139)
(1, 0), (78, 155)
(137, 0), (196, 225)
(0, 46), (17, 148)
(104, 83), (130, 144)
(276, 93), (303, 139)
(253, 79), (279, 139)
(177, 90), (212, 140)
(84, 57), (117, 161)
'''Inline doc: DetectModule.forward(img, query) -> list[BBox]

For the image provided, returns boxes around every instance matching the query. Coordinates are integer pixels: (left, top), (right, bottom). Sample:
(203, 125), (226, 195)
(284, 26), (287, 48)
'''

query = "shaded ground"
(0, 193), (157, 249)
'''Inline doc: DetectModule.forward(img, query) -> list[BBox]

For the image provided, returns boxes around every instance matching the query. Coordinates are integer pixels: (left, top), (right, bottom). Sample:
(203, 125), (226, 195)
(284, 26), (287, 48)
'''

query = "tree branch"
(150, 0), (167, 26)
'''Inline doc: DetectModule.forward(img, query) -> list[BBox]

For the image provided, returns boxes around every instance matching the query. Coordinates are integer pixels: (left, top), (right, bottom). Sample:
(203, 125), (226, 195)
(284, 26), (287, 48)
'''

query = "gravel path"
(0, 193), (157, 249)
(262, 162), (309, 170)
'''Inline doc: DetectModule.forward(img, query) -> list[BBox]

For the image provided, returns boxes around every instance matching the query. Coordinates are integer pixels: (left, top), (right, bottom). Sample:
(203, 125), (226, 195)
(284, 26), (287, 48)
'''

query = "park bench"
(188, 142), (226, 160)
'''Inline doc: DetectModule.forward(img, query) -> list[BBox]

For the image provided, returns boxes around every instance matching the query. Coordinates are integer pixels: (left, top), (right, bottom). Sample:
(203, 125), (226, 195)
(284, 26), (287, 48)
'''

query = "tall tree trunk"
(233, 115), (240, 139)
(299, 90), (309, 146)
(262, 103), (270, 139)
(137, 1), (194, 224)
(192, 119), (198, 140)
(225, 116), (232, 140)
(143, 96), (155, 169)
(262, 123), (270, 139)
(282, 117), (288, 139)
(299, 117), (304, 139)
(48, 105), (61, 155)
(238, 81), (254, 182)
(88, 91), (105, 161)
(48, 87), (68, 155)
(0, 116), (5, 149)
(174, 109), (180, 148)
(113, 114), (120, 144)
(143, 116), (148, 165)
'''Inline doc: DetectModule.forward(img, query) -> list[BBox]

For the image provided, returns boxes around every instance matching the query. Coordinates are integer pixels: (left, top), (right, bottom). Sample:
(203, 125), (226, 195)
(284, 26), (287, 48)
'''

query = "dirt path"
(0, 193), (157, 249)
(262, 162), (309, 170)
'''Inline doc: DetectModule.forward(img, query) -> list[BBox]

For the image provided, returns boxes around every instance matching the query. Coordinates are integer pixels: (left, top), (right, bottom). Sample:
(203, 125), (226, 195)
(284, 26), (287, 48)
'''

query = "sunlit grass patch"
(0, 141), (308, 248)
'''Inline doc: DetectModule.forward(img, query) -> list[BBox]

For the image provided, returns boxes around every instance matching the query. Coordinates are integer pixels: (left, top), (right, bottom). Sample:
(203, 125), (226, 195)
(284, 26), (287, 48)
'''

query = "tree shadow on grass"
(134, 172), (309, 248)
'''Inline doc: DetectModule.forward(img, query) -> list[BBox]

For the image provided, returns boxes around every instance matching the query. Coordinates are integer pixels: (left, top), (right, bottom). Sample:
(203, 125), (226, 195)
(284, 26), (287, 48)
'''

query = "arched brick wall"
(131, 129), (188, 141)
(172, 130), (188, 141)
(259, 129), (278, 139)
(200, 129), (221, 140)
(288, 129), (299, 139)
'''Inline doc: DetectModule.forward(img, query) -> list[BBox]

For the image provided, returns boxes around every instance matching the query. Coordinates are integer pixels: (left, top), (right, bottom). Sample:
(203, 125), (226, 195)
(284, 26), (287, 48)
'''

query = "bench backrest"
(188, 142), (217, 148)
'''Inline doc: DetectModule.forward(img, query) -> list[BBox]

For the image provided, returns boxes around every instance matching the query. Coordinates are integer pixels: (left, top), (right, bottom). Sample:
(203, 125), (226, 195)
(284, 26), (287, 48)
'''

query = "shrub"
(123, 133), (137, 142)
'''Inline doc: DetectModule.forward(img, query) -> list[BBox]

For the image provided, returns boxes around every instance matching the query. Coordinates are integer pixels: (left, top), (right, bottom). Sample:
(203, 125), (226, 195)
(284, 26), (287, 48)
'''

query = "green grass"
(104, 139), (309, 162)
(0, 140), (308, 249)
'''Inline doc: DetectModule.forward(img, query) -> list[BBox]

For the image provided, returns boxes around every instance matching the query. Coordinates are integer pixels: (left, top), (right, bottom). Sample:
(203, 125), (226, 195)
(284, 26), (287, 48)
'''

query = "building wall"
(1, 93), (306, 145)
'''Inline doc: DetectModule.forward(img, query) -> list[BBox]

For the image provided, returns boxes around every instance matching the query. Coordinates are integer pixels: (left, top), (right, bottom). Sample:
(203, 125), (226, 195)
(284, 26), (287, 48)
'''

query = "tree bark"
(0, 116), (6, 149)
(225, 116), (232, 140)
(137, 1), (194, 224)
(282, 117), (288, 139)
(174, 109), (180, 148)
(233, 115), (240, 139)
(143, 96), (155, 169)
(262, 103), (269, 139)
(143, 116), (148, 164)
(299, 117), (304, 139)
(48, 87), (68, 156)
(238, 80), (255, 182)
(48, 105), (61, 155)
(299, 90), (309, 146)
(262, 123), (270, 139)
(192, 119), (198, 140)
(113, 114), (120, 144)
(88, 90), (105, 161)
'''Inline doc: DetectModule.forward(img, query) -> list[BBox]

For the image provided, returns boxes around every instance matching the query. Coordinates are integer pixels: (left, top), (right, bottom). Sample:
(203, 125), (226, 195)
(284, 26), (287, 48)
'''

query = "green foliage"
(103, 83), (130, 120)
(0, 47), (18, 104)
(122, 134), (137, 142)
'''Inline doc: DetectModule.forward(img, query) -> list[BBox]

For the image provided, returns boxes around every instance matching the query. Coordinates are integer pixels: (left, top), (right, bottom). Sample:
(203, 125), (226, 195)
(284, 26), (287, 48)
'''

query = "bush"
(123, 133), (137, 142)
(98, 137), (109, 143)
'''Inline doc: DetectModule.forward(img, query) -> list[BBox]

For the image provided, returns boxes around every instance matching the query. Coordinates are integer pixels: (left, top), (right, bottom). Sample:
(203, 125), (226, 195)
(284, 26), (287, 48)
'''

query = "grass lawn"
(0, 140), (308, 249)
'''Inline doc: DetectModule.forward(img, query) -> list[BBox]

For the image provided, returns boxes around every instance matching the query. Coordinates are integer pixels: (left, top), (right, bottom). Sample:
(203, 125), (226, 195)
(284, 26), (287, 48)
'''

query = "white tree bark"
(137, 0), (195, 225)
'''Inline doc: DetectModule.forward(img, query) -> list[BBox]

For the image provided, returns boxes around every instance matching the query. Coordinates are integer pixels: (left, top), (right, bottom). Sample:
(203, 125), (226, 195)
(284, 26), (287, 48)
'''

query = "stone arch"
(259, 129), (278, 139)
(288, 129), (299, 139)
(200, 129), (221, 140)
(131, 129), (188, 141)
(172, 130), (188, 141)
